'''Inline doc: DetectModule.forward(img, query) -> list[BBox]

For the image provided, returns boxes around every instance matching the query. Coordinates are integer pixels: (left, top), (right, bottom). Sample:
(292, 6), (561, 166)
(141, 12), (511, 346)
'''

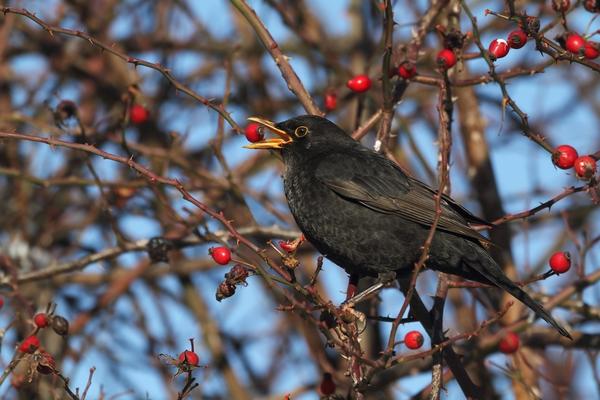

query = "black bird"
(245, 115), (571, 339)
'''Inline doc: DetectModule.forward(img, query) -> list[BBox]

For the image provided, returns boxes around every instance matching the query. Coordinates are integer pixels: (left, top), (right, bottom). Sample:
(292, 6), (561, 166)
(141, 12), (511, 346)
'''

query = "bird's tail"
(468, 259), (572, 339)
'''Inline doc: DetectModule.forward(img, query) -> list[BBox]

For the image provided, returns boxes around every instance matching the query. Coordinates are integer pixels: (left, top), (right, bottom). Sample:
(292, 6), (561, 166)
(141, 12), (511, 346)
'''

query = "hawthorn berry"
(398, 63), (417, 79)
(129, 104), (149, 124)
(210, 246), (231, 265)
(0, 296), (4, 309)
(565, 33), (586, 55)
(404, 330), (424, 350)
(319, 372), (336, 395)
(34, 313), (49, 328)
(552, 144), (578, 169)
(19, 335), (40, 353)
(245, 123), (264, 143)
(552, 0), (570, 12)
(346, 74), (372, 93)
(216, 281), (236, 301)
(584, 42), (600, 59)
(178, 350), (199, 366)
(549, 251), (571, 274)
(508, 30), (528, 49)
(324, 92), (337, 112)
(573, 155), (597, 180)
(436, 49), (457, 70)
(498, 331), (520, 354)
(488, 39), (510, 60)
(51, 315), (69, 336)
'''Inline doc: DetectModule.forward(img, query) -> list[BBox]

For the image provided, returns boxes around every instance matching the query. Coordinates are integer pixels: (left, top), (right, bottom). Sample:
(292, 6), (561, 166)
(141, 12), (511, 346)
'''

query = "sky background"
(2, 1), (599, 399)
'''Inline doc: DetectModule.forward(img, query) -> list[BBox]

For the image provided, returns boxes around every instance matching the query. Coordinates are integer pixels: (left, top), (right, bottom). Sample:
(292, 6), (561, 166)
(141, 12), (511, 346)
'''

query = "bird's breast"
(282, 169), (423, 275)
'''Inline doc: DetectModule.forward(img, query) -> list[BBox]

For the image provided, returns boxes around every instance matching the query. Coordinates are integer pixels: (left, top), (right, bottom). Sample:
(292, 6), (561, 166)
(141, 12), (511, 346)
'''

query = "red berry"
(244, 123), (264, 143)
(498, 331), (520, 354)
(552, 0), (570, 12)
(507, 30), (528, 49)
(178, 350), (199, 366)
(319, 372), (336, 395)
(129, 104), (149, 124)
(19, 335), (40, 354)
(573, 155), (597, 180)
(565, 33), (585, 55)
(436, 49), (457, 70)
(584, 42), (600, 59)
(0, 296), (4, 309)
(346, 74), (372, 93)
(34, 313), (49, 328)
(324, 92), (338, 112)
(404, 330), (424, 350)
(398, 63), (417, 79)
(279, 241), (296, 253)
(488, 39), (510, 60)
(210, 246), (231, 265)
(552, 145), (578, 169)
(549, 251), (571, 273)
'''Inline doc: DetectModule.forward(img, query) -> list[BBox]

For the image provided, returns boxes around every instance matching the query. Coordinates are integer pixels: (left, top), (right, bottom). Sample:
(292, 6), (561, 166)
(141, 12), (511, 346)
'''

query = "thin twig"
(229, 0), (321, 115)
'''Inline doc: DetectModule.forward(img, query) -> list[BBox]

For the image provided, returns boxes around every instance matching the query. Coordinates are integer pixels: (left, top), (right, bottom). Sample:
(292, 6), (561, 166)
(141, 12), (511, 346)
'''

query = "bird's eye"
(294, 126), (309, 137)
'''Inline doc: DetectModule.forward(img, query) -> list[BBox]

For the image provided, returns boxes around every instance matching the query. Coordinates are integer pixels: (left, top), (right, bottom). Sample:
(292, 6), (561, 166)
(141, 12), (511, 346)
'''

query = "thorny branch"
(0, 2), (599, 399)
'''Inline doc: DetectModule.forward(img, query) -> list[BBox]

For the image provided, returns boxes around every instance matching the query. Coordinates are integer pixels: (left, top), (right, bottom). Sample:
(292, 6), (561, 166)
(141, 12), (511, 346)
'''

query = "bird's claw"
(343, 272), (397, 307)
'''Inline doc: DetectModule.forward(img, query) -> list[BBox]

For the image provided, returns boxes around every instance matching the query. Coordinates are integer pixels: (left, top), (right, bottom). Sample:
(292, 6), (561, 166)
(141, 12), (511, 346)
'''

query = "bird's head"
(243, 115), (357, 158)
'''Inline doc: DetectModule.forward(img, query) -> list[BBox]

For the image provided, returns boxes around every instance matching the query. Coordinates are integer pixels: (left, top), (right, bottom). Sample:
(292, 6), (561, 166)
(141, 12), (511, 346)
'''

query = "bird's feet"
(343, 271), (397, 307)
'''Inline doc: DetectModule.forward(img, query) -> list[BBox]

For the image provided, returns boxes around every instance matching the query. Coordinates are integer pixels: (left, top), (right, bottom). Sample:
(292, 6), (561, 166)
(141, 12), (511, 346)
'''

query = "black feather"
(261, 115), (570, 338)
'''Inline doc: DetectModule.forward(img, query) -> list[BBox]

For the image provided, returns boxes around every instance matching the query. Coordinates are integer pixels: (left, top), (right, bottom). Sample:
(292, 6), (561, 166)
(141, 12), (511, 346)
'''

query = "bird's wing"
(315, 152), (491, 243)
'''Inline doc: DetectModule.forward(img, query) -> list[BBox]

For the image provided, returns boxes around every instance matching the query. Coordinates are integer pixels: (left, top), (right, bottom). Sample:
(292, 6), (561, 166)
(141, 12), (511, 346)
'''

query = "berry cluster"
(487, 29), (528, 61)
(552, 145), (597, 180)
(209, 246), (253, 301)
(562, 33), (599, 60)
(14, 309), (70, 378)
(546, 1), (599, 59)
(485, 4), (600, 62)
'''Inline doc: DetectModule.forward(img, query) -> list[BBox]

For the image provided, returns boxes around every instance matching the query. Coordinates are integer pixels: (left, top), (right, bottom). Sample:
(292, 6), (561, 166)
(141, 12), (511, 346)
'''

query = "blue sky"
(3, 1), (600, 399)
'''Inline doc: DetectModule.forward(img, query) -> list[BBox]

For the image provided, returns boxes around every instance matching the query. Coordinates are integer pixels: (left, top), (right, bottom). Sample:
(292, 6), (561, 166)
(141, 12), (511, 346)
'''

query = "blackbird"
(245, 115), (570, 339)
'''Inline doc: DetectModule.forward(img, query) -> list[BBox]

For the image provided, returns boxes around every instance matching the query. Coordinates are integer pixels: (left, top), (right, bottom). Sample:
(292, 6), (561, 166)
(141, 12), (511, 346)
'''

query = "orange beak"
(243, 117), (293, 149)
